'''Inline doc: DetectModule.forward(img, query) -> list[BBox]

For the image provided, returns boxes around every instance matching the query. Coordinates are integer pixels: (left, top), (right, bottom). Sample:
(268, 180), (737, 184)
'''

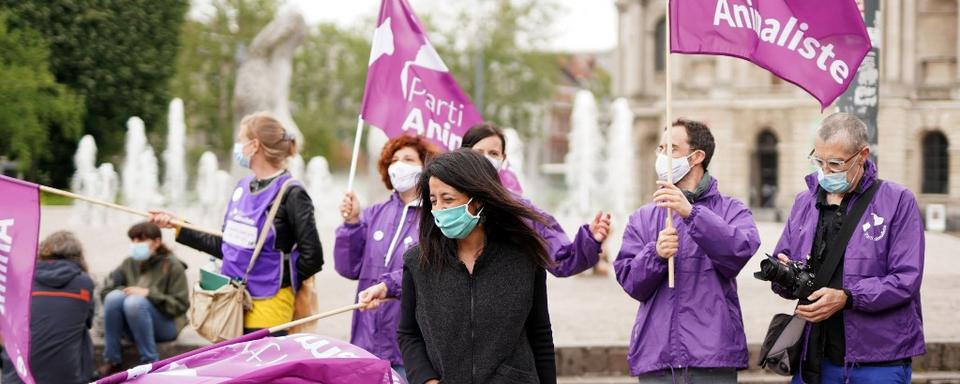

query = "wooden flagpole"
(38, 184), (221, 237)
(664, 0), (675, 288)
(269, 303), (364, 333)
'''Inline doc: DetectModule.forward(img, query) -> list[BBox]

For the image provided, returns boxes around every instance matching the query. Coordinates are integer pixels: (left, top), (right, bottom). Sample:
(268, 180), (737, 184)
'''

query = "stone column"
(884, 0), (901, 82)
(903, 0), (916, 85)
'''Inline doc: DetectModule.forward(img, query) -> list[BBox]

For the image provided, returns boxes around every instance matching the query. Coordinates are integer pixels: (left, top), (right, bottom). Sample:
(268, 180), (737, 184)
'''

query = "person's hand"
(777, 253), (791, 264)
(148, 209), (180, 229)
(795, 288), (848, 323)
(358, 282), (388, 311)
(425, 380), (440, 384)
(340, 192), (360, 224)
(653, 181), (693, 218)
(123, 287), (150, 297)
(655, 227), (678, 260)
(589, 211), (612, 243)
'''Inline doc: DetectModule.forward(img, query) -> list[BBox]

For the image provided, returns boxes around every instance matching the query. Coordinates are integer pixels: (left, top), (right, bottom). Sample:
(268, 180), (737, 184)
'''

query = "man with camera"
(615, 119), (760, 383)
(765, 113), (924, 384)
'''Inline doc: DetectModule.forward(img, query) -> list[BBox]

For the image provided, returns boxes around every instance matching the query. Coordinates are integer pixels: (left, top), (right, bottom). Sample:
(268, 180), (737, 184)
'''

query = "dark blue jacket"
(1, 259), (95, 384)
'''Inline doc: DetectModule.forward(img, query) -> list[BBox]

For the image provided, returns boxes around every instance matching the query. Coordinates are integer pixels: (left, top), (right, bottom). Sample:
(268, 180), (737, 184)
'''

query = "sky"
(190, 0), (619, 53)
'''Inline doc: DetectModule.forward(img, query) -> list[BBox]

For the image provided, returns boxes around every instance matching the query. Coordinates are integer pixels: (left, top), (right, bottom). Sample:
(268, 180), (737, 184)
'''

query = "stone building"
(613, 0), (960, 228)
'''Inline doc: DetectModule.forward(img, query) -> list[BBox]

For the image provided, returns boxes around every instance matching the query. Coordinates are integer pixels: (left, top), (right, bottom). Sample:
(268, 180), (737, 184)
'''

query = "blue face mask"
(130, 242), (151, 261)
(817, 167), (852, 193)
(432, 198), (482, 239)
(233, 142), (252, 169)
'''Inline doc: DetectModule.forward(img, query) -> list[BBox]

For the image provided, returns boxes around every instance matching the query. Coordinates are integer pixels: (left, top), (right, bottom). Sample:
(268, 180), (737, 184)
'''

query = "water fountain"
(122, 117), (162, 213)
(70, 135), (99, 224)
(561, 90), (602, 220)
(164, 98), (187, 207)
(306, 156), (336, 225)
(92, 163), (120, 225)
(195, 151), (232, 229)
(606, 98), (635, 218)
(288, 154), (305, 181)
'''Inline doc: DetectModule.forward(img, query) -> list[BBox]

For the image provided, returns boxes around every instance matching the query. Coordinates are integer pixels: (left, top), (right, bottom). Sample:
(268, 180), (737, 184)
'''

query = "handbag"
(757, 180), (882, 375)
(288, 275), (321, 334)
(187, 178), (295, 342)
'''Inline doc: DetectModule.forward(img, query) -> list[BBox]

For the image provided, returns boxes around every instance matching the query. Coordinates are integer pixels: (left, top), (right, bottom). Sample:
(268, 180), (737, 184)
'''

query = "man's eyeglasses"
(807, 148), (863, 173)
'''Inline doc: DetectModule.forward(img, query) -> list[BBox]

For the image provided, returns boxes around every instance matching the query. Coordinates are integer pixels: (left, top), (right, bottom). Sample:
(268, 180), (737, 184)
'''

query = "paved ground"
(40, 206), (960, 347)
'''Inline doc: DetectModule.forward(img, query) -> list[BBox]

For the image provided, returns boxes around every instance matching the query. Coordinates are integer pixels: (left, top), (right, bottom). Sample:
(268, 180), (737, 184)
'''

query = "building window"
(655, 17), (666, 72)
(922, 131), (950, 194)
(752, 130), (779, 208)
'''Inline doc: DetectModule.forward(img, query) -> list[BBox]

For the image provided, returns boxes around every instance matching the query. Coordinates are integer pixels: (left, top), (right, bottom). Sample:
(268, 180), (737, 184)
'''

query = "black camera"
(753, 256), (817, 300)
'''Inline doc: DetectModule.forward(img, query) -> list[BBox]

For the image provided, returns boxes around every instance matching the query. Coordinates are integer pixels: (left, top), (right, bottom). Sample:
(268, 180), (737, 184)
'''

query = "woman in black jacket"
(150, 112), (323, 334)
(398, 149), (556, 384)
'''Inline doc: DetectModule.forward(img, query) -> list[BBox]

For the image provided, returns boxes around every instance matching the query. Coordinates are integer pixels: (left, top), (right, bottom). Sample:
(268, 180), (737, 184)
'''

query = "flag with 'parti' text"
(0, 175), (40, 384)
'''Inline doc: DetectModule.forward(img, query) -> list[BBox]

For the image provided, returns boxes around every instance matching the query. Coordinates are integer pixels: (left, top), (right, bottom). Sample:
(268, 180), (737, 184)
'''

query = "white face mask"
(485, 155), (504, 171)
(655, 152), (696, 182)
(388, 162), (422, 192)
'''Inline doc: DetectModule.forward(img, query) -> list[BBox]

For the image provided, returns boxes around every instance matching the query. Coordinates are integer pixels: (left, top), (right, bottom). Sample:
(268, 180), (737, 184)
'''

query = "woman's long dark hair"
(417, 149), (552, 270)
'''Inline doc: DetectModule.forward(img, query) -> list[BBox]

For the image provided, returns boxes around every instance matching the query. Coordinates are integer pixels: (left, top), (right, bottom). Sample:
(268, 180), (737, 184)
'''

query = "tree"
(0, 13), (84, 186)
(171, 0), (277, 162)
(290, 23), (371, 168)
(1, 0), (189, 160)
(437, 0), (564, 137)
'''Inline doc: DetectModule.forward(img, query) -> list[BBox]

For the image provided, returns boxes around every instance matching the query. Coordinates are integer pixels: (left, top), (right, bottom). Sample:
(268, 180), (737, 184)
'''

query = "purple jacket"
(334, 192), (602, 365)
(335, 193), (419, 365)
(772, 160), (925, 363)
(615, 177), (760, 375)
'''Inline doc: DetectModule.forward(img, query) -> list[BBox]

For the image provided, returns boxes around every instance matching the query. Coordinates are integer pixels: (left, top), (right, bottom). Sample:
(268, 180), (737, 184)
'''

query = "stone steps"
(554, 342), (960, 377)
(94, 338), (960, 380)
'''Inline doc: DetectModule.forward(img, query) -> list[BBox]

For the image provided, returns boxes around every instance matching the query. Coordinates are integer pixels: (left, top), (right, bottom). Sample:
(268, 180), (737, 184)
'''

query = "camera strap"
(811, 179), (882, 290)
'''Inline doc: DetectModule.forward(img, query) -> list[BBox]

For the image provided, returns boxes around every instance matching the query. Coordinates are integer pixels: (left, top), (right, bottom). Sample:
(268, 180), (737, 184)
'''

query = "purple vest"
(220, 174), (300, 299)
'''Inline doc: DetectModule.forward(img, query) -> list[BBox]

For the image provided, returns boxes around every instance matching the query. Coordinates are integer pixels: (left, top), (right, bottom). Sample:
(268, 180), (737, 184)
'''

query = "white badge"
(373, 230), (385, 241)
(404, 236), (413, 245)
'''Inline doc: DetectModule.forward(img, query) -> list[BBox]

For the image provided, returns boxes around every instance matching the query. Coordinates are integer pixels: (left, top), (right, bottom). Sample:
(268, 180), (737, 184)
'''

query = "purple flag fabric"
(671, 0), (871, 108)
(360, 0), (483, 151)
(120, 334), (401, 384)
(0, 175), (40, 384)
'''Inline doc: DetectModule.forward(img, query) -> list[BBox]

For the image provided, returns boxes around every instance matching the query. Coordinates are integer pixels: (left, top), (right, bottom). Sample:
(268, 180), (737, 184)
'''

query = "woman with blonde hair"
(150, 112), (324, 334)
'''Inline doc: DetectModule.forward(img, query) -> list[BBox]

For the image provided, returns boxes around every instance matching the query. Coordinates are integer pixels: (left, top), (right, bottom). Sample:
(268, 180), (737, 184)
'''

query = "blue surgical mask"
(130, 242), (151, 261)
(817, 168), (852, 194)
(233, 142), (252, 169)
(432, 198), (483, 239)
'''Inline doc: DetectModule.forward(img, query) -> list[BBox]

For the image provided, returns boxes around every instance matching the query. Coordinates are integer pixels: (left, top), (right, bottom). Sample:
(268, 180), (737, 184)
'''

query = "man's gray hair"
(817, 112), (869, 153)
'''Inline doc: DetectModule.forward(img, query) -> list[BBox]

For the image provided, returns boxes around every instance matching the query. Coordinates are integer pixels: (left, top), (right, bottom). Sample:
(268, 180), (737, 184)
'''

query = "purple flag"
(118, 334), (402, 384)
(0, 175), (40, 384)
(671, 0), (871, 108)
(360, 0), (483, 151)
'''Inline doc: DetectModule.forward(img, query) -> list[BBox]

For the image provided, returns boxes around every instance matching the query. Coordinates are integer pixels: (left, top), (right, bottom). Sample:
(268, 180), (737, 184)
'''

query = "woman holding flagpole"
(398, 149), (556, 384)
(335, 135), (440, 378)
(149, 112), (324, 334)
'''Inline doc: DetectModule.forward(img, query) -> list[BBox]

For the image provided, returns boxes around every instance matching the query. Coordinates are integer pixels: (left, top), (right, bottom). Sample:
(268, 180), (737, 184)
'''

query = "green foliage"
(0, 13), (84, 186)
(437, 0), (563, 138)
(1, 0), (189, 160)
(171, 0), (277, 161)
(290, 23), (371, 168)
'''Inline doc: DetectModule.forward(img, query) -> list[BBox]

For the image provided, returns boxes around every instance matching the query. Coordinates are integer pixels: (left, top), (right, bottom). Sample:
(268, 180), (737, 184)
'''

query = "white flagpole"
(346, 115), (364, 194)
(664, 0), (675, 288)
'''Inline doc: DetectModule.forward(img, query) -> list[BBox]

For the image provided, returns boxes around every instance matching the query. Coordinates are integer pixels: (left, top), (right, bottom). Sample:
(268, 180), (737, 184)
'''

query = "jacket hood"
(35, 259), (84, 288)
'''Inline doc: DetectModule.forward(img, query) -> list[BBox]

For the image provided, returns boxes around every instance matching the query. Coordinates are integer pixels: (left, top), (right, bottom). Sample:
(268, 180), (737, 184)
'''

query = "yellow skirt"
(244, 287), (295, 329)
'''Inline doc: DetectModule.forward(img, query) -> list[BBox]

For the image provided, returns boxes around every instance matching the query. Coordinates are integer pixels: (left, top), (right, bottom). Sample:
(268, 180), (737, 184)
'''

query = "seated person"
(97, 222), (189, 377)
